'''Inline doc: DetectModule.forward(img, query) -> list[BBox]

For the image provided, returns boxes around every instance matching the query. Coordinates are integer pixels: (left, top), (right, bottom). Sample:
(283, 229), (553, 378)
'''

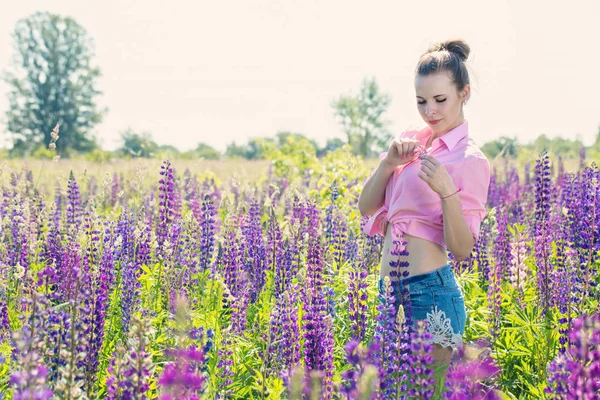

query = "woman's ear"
(462, 84), (471, 103)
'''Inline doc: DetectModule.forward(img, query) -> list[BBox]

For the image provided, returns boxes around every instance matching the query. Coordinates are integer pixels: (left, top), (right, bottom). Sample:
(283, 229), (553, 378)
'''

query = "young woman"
(358, 38), (491, 370)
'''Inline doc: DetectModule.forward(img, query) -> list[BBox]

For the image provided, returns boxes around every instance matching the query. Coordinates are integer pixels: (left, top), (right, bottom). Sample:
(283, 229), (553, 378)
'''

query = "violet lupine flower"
(229, 271), (250, 335)
(508, 237), (528, 304)
(406, 320), (436, 399)
(301, 203), (335, 399)
(331, 210), (349, 268)
(120, 261), (142, 334)
(219, 221), (244, 300)
(340, 338), (380, 399)
(266, 206), (286, 297)
(534, 151), (553, 315)
(81, 267), (109, 388)
(443, 342), (502, 399)
(487, 248), (502, 339)
(82, 211), (102, 273)
(10, 295), (53, 400)
(216, 329), (234, 399)
(545, 313), (600, 399)
(347, 258), (369, 341)
(157, 160), (176, 258)
(324, 182), (339, 243)
(372, 277), (408, 398)
(0, 291), (9, 330)
(270, 289), (301, 375)
(492, 202), (512, 283)
(158, 343), (211, 400)
(241, 199), (267, 303)
(198, 194), (216, 272)
(274, 240), (294, 299)
(345, 229), (359, 264)
(105, 315), (154, 400)
(66, 170), (81, 229)
(359, 215), (384, 270)
(566, 165), (600, 298)
(10, 364), (53, 400)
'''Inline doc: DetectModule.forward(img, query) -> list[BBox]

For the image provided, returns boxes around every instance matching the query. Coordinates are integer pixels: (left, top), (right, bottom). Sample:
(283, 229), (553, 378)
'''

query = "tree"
(481, 136), (519, 159)
(118, 129), (158, 158)
(275, 131), (319, 151)
(317, 138), (345, 157)
(331, 77), (392, 157)
(3, 11), (107, 157)
(194, 143), (221, 160)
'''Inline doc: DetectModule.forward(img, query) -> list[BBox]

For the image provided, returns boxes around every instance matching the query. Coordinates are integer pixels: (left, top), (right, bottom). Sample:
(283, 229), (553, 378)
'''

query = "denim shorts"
(377, 263), (466, 350)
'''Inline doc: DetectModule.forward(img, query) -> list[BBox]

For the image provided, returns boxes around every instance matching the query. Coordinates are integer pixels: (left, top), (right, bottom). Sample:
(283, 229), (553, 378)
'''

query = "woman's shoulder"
(463, 138), (489, 164)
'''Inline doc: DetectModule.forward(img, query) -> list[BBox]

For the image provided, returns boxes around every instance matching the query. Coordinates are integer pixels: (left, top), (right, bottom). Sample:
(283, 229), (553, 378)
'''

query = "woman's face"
(414, 71), (470, 136)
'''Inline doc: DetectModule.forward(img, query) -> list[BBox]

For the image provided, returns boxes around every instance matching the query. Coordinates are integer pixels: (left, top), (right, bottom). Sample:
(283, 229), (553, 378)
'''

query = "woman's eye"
(417, 99), (446, 105)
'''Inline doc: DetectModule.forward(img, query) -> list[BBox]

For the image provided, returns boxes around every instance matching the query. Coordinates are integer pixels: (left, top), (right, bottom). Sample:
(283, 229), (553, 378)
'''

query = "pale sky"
(0, 0), (598, 152)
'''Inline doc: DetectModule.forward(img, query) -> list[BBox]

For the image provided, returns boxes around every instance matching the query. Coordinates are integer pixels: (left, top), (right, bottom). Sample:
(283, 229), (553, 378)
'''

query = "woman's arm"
(358, 160), (396, 217)
(441, 193), (476, 262)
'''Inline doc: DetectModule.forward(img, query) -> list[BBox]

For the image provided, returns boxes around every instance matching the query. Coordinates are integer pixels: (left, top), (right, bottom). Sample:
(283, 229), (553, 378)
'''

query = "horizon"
(1, 0), (599, 153)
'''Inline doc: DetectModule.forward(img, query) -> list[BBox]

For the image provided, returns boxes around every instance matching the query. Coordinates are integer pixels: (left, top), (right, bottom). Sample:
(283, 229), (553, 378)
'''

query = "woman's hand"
(418, 154), (457, 197)
(382, 137), (422, 169)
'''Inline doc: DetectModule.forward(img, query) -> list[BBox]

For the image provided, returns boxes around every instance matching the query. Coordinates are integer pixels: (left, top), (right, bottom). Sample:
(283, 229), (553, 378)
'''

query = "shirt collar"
(417, 120), (469, 152)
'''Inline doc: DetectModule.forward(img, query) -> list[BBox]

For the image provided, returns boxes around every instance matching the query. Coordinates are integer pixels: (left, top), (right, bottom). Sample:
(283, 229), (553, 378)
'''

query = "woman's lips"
(429, 119), (441, 125)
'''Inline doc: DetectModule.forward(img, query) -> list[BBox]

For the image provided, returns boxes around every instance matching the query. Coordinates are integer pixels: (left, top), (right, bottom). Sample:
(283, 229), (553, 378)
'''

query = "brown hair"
(415, 38), (471, 92)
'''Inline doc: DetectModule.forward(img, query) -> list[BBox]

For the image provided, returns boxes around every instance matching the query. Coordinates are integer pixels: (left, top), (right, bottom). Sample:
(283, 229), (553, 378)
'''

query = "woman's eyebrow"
(416, 94), (446, 99)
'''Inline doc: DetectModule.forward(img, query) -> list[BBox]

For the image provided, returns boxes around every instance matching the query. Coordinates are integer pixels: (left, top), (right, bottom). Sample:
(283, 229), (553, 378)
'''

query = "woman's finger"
(421, 164), (435, 175)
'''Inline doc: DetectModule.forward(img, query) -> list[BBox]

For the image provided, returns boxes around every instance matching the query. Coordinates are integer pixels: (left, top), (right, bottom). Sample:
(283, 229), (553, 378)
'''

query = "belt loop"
(436, 267), (447, 286)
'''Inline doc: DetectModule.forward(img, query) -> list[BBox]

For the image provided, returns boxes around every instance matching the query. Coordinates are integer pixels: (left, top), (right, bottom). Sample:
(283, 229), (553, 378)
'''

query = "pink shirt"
(362, 120), (490, 250)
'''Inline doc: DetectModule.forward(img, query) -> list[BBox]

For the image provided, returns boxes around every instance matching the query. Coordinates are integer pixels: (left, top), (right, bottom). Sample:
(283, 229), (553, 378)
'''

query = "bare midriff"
(379, 221), (449, 281)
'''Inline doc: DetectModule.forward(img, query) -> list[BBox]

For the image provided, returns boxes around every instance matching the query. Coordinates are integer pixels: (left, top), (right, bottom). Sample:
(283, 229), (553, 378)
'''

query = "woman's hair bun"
(427, 39), (470, 62)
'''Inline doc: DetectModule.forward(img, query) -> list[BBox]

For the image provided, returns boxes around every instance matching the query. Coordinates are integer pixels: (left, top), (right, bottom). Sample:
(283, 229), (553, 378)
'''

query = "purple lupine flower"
(266, 205), (286, 298)
(81, 267), (109, 390)
(301, 201), (335, 399)
(216, 329), (234, 399)
(372, 276), (410, 398)
(340, 338), (380, 399)
(443, 342), (502, 399)
(66, 170), (82, 229)
(534, 151), (553, 315)
(406, 320), (436, 399)
(347, 257), (369, 341)
(487, 246), (502, 339)
(359, 215), (384, 270)
(565, 165), (600, 300)
(508, 236), (528, 304)
(241, 199), (267, 303)
(219, 221), (243, 299)
(492, 202), (512, 282)
(105, 315), (154, 400)
(120, 261), (142, 333)
(157, 160), (176, 258)
(198, 194), (216, 272)
(158, 343), (211, 400)
(230, 271), (251, 335)
(10, 295), (53, 400)
(546, 313), (600, 398)
(345, 229), (359, 264)
(270, 289), (301, 375)
(0, 291), (10, 331)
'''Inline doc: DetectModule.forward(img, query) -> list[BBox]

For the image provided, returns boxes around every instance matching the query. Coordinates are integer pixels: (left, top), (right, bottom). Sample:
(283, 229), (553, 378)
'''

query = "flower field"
(0, 147), (598, 399)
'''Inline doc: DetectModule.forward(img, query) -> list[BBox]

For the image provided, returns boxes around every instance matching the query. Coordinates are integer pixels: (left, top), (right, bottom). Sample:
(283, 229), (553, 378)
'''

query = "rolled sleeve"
(457, 156), (491, 242)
